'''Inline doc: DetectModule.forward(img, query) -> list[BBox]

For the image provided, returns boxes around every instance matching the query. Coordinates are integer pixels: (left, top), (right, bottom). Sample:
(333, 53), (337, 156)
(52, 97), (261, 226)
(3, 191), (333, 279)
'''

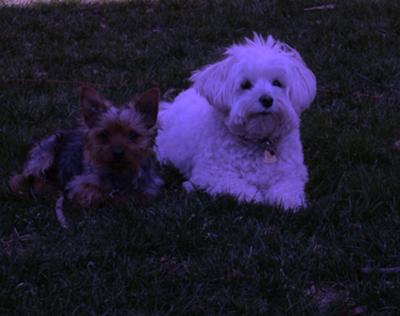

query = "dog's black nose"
(112, 149), (125, 160)
(259, 95), (273, 109)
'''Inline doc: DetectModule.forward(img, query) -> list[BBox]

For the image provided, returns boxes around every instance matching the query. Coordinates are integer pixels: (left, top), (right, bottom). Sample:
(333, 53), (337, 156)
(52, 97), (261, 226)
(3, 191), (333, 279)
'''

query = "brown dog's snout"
(112, 148), (125, 160)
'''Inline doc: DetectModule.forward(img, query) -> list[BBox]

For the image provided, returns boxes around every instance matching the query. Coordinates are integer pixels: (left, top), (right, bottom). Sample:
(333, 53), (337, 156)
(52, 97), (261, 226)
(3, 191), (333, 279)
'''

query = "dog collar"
(264, 139), (277, 164)
(238, 135), (278, 164)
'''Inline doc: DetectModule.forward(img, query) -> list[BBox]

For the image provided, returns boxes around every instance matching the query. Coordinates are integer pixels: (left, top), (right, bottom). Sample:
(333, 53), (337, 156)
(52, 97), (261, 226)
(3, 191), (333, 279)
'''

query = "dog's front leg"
(189, 171), (264, 203)
(66, 174), (108, 208)
(266, 178), (307, 211)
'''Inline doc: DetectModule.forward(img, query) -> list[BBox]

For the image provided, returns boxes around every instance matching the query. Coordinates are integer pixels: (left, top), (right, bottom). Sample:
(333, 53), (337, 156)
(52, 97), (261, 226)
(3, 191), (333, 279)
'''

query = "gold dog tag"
(264, 149), (277, 164)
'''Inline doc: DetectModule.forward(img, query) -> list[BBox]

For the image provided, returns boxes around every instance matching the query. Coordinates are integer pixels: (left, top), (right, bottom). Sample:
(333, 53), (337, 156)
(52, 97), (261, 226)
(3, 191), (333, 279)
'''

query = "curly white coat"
(156, 34), (316, 210)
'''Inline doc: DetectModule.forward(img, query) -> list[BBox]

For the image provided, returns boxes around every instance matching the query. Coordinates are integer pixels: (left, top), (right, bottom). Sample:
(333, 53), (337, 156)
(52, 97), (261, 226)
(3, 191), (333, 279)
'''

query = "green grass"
(1, 0), (400, 314)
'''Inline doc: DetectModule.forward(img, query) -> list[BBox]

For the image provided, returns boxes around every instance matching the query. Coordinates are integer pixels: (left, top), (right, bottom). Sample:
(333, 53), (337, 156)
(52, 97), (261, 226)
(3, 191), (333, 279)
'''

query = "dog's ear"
(190, 57), (235, 113)
(251, 34), (316, 115)
(287, 58), (316, 114)
(134, 88), (160, 128)
(80, 86), (112, 127)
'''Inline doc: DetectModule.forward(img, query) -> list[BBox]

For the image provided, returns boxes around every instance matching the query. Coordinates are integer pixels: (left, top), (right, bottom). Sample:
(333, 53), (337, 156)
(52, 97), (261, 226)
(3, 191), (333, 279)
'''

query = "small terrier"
(9, 87), (163, 227)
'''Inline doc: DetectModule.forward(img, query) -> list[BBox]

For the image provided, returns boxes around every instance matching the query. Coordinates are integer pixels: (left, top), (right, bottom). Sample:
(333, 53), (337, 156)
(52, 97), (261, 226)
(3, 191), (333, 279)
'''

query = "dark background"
(1, 1), (399, 314)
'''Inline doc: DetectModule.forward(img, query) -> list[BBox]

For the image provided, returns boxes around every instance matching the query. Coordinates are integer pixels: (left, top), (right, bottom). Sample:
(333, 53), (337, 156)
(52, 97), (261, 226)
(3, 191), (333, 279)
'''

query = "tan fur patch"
(9, 173), (54, 194)
(8, 174), (29, 193)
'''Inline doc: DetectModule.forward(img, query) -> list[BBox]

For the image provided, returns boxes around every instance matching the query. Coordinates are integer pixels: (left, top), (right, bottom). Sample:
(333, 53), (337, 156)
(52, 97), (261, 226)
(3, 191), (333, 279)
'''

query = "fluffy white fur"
(156, 34), (316, 210)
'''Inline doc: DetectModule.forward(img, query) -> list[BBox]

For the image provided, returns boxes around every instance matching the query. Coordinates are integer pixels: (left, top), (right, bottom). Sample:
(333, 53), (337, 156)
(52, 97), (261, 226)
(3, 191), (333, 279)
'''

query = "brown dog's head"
(80, 86), (159, 174)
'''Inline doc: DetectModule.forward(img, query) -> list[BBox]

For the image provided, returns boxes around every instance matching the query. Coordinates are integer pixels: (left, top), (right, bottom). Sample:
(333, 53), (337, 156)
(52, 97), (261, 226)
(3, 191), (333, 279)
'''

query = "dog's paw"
(72, 188), (104, 208)
(282, 197), (306, 212)
(267, 189), (306, 212)
(67, 182), (105, 208)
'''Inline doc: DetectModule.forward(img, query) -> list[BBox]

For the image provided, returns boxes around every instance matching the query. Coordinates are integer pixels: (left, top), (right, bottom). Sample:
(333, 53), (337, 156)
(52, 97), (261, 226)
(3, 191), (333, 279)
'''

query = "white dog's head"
(191, 34), (316, 140)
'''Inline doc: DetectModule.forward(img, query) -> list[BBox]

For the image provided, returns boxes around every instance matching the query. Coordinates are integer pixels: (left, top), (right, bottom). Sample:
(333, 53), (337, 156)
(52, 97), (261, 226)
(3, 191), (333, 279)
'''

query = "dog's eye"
(272, 79), (283, 88)
(241, 80), (253, 90)
(98, 130), (109, 141)
(128, 130), (139, 141)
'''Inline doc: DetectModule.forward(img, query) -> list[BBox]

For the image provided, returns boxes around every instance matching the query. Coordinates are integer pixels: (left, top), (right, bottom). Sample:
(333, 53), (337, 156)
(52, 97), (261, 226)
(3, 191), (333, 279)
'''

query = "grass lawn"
(1, 0), (400, 314)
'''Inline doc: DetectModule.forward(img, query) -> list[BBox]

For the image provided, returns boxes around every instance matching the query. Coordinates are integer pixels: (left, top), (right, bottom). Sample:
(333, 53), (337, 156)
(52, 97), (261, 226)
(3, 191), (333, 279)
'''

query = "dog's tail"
(55, 192), (69, 229)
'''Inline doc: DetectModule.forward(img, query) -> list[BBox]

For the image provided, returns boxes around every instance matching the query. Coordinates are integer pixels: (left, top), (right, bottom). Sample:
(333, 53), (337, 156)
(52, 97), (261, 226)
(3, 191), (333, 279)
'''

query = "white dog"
(156, 34), (316, 210)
